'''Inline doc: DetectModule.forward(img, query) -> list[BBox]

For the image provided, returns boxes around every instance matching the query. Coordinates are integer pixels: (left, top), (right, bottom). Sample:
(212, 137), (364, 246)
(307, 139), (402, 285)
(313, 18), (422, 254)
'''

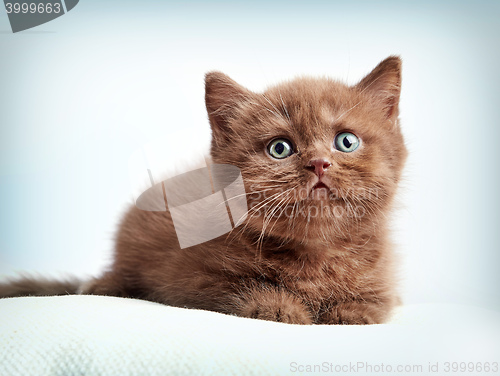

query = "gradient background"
(0, 0), (499, 313)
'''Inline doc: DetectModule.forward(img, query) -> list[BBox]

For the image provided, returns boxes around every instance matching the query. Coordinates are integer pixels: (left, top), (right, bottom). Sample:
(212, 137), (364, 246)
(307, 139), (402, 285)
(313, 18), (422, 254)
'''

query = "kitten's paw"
(242, 301), (313, 325)
(335, 310), (377, 325)
(318, 301), (389, 325)
(235, 288), (312, 324)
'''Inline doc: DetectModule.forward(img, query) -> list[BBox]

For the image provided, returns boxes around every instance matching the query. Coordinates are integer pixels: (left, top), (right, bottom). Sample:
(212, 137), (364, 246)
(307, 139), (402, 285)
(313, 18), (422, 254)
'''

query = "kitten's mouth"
(309, 181), (331, 200)
(312, 182), (329, 190)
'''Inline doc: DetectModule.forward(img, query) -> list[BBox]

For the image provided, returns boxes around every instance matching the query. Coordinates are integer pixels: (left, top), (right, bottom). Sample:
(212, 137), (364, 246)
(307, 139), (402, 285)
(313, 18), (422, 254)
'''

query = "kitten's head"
(205, 56), (407, 246)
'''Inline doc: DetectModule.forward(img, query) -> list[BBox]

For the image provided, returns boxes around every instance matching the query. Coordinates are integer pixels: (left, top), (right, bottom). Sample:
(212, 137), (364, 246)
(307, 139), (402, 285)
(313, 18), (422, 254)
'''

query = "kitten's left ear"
(205, 72), (253, 139)
(356, 56), (402, 119)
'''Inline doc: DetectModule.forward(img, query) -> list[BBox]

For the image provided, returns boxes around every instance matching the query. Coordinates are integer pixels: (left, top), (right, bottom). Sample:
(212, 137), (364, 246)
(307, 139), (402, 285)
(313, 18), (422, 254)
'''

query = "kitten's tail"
(0, 276), (82, 298)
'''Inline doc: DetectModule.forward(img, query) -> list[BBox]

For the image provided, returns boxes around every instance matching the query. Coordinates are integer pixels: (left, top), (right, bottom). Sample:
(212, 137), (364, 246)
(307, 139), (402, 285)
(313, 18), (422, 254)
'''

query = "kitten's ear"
(205, 72), (253, 137)
(356, 56), (402, 119)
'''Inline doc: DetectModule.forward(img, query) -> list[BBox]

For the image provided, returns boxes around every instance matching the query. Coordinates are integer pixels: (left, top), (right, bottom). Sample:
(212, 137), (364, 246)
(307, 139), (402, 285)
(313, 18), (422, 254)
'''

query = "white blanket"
(0, 296), (499, 376)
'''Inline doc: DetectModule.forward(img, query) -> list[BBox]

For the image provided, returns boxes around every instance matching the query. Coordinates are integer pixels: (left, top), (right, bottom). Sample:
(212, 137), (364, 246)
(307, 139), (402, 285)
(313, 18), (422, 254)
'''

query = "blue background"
(0, 1), (499, 311)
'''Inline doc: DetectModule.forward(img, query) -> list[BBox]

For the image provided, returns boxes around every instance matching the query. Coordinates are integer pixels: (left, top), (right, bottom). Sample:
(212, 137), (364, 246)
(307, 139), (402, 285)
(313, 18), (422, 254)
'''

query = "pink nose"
(306, 159), (331, 178)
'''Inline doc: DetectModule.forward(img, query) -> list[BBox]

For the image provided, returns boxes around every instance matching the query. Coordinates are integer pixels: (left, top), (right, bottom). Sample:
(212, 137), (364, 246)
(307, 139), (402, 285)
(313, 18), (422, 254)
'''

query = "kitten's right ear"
(205, 72), (253, 137)
(356, 56), (402, 119)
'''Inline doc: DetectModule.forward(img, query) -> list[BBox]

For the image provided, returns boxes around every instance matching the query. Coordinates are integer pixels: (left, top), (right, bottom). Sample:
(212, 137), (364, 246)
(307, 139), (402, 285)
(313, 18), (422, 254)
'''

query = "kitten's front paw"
(318, 301), (389, 325)
(335, 310), (377, 325)
(242, 301), (313, 325)
(235, 288), (312, 324)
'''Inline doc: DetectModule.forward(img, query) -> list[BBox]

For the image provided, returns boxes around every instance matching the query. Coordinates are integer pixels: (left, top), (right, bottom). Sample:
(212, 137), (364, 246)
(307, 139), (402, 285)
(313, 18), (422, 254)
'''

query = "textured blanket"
(0, 296), (499, 376)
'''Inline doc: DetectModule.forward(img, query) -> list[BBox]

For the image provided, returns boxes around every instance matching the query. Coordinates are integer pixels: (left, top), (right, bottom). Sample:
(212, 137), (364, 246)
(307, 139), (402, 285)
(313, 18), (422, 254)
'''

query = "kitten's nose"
(306, 159), (331, 178)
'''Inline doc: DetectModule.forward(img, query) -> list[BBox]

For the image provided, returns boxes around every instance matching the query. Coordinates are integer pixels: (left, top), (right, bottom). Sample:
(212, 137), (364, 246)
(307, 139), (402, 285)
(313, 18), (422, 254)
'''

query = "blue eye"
(267, 138), (293, 159)
(334, 132), (360, 153)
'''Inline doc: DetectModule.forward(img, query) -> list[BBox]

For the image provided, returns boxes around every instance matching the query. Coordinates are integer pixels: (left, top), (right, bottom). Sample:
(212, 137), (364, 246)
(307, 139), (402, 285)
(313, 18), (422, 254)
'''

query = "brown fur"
(0, 276), (81, 298)
(0, 56), (407, 325)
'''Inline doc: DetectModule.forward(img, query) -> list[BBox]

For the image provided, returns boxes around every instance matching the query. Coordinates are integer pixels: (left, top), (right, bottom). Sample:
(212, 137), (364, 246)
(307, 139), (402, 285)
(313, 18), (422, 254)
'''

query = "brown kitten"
(0, 56), (407, 325)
